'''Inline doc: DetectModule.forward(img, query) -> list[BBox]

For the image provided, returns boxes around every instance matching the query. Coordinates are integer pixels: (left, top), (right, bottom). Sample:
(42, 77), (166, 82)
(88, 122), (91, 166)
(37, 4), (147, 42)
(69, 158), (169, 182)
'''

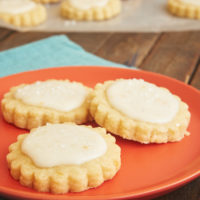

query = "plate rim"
(0, 65), (199, 94)
(0, 170), (199, 200)
(0, 66), (199, 200)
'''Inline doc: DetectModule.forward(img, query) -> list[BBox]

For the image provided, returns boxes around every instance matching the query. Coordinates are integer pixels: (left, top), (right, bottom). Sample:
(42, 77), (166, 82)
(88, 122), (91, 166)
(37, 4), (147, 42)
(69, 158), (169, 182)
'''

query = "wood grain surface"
(0, 28), (199, 200)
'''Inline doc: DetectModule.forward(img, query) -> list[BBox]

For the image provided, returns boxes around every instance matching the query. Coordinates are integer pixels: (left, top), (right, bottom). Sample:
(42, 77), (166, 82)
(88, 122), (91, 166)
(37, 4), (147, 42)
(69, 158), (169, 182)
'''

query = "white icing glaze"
(0, 0), (36, 15)
(180, 0), (200, 6)
(107, 79), (180, 124)
(14, 80), (89, 112)
(21, 124), (107, 167)
(68, 0), (109, 10)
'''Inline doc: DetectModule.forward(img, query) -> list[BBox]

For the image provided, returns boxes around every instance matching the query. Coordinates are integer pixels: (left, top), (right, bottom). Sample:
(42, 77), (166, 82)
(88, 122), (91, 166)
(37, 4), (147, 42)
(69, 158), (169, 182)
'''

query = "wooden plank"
(0, 28), (14, 42)
(0, 32), (159, 67)
(0, 32), (112, 53)
(95, 33), (160, 67)
(190, 60), (200, 90)
(154, 178), (200, 200)
(0, 32), (54, 51)
(67, 32), (112, 53)
(139, 32), (200, 82)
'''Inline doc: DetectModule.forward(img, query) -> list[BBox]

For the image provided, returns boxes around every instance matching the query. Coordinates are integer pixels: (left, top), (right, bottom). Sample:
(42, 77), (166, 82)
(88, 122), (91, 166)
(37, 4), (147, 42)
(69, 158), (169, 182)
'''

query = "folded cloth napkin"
(0, 35), (133, 78)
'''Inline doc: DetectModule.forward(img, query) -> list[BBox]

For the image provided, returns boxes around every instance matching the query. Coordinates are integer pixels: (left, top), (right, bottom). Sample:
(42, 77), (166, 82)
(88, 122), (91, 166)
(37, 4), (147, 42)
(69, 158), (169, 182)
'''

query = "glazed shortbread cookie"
(1, 80), (92, 129)
(168, 0), (200, 19)
(90, 79), (191, 144)
(7, 123), (121, 194)
(0, 0), (46, 27)
(33, 0), (60, 4)
(61, 0), (121, 21)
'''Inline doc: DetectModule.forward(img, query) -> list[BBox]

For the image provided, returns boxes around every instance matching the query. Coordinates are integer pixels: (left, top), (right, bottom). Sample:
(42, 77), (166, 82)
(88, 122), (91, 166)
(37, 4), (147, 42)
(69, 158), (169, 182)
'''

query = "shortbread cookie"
(33, 0), (60, 4)
(167, 0), (200, 19)
(1, 80), (92, 129)
(90, 79), (191, 144)
(7, 123), (121, 194)
(61, 0), (121, 21)
(0, 0), (47, 27)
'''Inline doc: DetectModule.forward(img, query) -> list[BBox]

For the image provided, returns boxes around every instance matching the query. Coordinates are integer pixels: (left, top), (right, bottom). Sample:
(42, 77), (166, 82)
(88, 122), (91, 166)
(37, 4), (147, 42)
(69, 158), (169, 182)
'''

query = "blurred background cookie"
(61, 0), (121, 21)
(0, 0), (47, 27)
(33, 0), (60, 4)
(168, 0), (200, 19)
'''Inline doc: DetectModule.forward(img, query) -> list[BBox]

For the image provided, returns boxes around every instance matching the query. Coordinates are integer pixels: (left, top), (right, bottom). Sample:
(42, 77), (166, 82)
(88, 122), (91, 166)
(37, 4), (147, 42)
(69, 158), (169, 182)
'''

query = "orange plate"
(0, 66), (199, 200)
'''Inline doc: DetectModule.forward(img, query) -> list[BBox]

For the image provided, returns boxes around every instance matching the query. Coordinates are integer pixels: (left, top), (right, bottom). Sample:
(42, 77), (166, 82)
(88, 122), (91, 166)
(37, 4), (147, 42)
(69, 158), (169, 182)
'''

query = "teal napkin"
(0, 35), (130, 78)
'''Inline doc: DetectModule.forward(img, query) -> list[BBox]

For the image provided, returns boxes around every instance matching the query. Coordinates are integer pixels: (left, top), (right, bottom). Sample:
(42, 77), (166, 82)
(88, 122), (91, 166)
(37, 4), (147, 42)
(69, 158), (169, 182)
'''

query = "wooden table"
(0, 28), (199, 200)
